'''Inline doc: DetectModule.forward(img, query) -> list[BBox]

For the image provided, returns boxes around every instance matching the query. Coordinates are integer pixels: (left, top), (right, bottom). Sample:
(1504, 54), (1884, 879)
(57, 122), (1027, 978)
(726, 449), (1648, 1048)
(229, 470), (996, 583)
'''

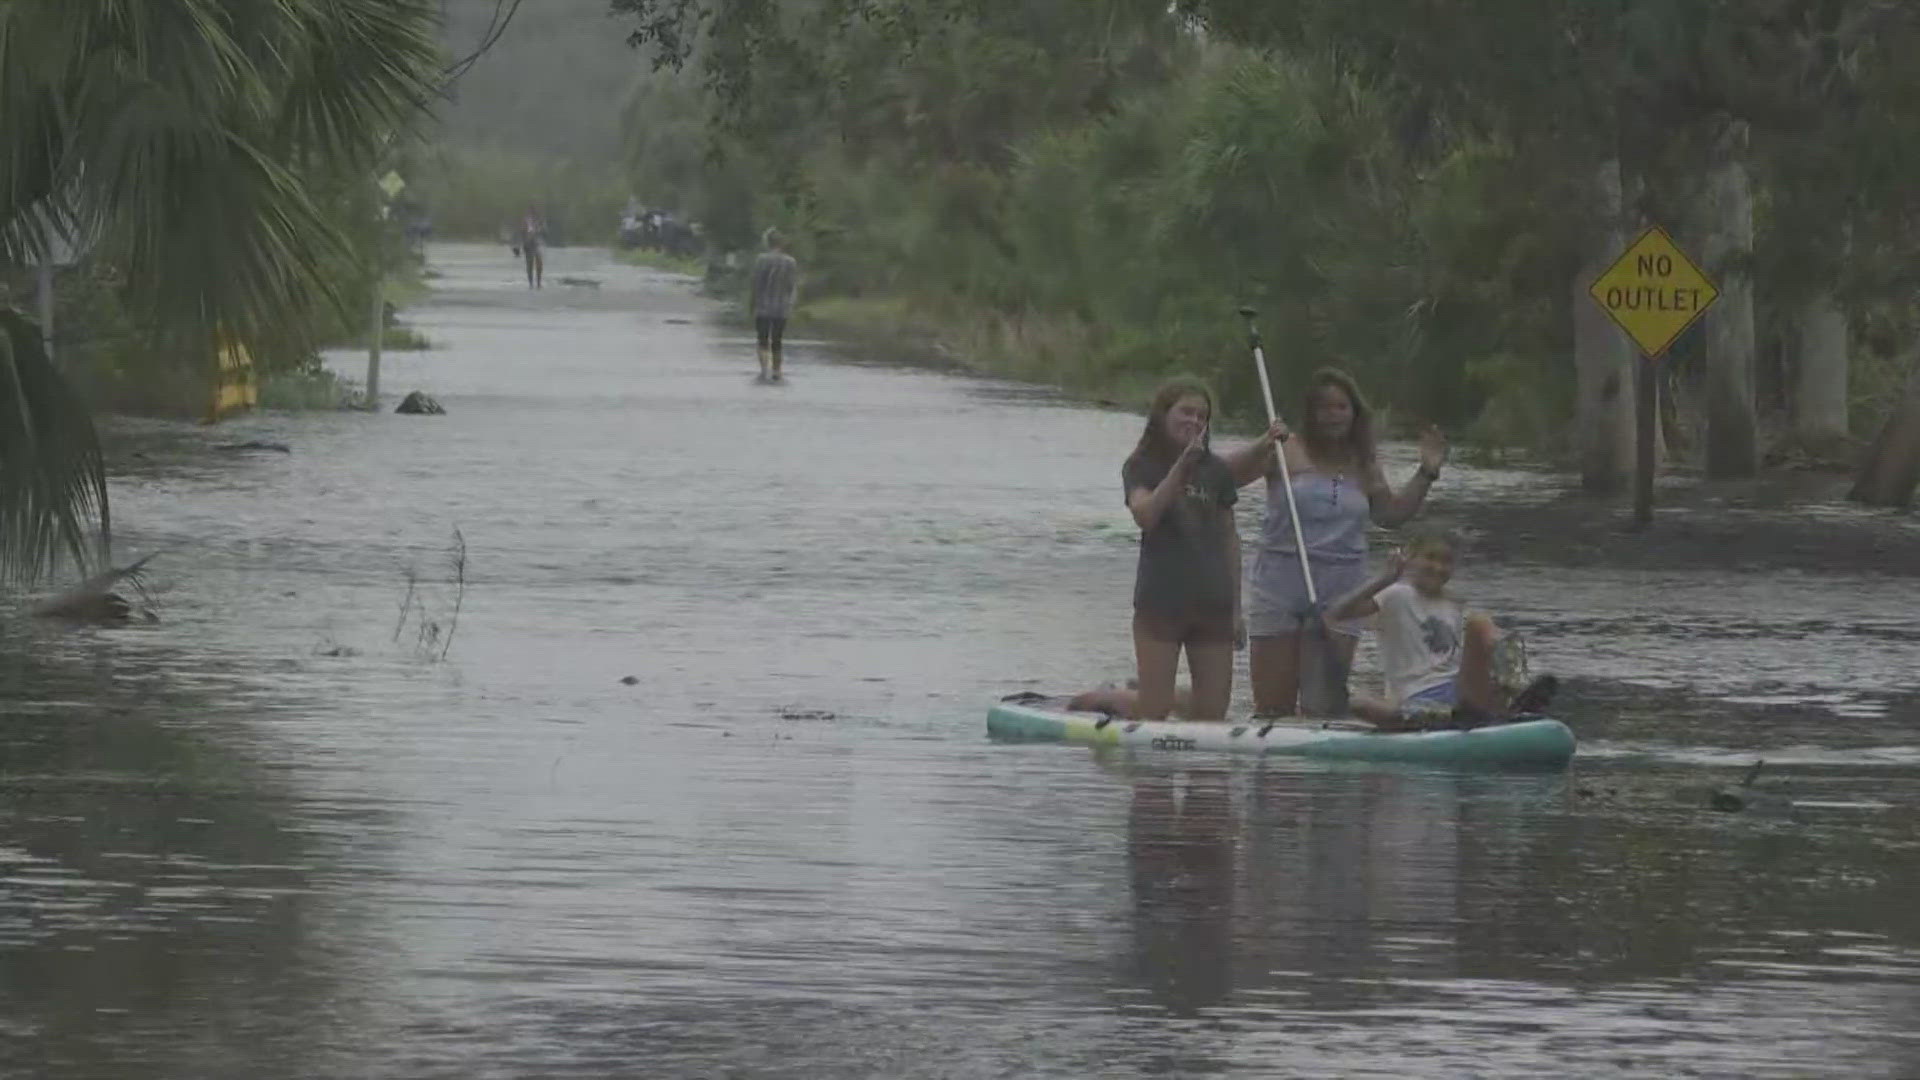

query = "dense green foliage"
(610, 0), (1920, 452)
(0, 0), (442, 577)
(416, 0), (638, 239)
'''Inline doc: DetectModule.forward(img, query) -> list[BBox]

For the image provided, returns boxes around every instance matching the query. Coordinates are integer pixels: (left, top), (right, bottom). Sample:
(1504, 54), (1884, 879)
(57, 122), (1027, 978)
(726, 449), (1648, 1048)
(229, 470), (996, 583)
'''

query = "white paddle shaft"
(1250, 340), (1318, 605)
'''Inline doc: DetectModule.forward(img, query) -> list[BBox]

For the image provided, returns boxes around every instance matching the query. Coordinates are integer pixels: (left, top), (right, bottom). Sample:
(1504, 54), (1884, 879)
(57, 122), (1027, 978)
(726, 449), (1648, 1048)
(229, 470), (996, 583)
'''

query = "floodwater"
(3, 243), (1919, 1078)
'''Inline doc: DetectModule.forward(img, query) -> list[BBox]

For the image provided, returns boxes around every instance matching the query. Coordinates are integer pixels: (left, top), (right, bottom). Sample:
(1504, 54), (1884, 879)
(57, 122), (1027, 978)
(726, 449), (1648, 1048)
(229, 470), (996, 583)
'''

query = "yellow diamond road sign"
(1588, 225), (1719, 358)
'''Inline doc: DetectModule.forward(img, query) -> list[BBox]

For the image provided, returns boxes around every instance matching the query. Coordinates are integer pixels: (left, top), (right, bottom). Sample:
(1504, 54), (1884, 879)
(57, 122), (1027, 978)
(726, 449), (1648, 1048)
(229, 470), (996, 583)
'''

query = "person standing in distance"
(519, 206), (545, 290)
(749, 228), (799, 382)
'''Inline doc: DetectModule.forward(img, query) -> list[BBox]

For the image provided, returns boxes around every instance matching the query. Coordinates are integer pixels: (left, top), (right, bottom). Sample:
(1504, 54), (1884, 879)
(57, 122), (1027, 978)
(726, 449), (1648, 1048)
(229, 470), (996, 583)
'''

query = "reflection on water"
(0, 637), (385, 1078)
(1103, 756), (1920, 1077)
(1123, 763), (1237, 1015)
(0, 244), (1917, 1077)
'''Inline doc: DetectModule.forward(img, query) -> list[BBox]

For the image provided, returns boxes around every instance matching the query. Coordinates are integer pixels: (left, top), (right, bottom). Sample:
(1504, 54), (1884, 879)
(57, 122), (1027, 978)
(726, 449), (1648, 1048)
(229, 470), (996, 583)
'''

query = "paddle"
(1238, 306), (1351, 717)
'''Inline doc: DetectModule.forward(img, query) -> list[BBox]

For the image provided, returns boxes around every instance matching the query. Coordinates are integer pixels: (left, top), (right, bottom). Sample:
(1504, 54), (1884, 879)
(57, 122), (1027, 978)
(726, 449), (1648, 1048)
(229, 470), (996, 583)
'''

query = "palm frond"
(275, 0), (442, 163)
(0, 308), (109, 586)
(4, 0), (442, 353)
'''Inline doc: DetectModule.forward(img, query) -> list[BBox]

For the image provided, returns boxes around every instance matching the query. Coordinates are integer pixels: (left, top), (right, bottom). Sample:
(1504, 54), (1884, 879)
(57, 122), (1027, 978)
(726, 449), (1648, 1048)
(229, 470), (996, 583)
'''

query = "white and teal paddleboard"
(987, 697), (1576, 770)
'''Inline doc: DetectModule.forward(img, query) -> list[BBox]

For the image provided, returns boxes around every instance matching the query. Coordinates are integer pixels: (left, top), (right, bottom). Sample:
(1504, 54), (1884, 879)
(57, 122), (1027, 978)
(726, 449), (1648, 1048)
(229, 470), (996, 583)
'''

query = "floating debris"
(396, 391), (445, 415)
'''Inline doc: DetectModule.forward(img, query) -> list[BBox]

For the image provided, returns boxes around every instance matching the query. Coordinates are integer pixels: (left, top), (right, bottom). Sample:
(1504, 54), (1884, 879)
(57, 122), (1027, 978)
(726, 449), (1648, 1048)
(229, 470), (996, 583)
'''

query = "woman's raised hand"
(1176, 427), (1209, 473)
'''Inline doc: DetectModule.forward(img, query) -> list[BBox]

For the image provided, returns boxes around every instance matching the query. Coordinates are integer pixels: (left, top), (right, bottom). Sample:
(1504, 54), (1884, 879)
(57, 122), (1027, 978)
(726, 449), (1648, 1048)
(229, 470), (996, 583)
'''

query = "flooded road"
(4, 242), (1919, 1078)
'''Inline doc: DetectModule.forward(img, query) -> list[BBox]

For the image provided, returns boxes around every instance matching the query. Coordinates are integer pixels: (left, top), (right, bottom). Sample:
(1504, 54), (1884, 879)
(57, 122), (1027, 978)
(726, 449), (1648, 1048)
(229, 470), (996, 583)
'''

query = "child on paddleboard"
(1327, 529), (1556, 730)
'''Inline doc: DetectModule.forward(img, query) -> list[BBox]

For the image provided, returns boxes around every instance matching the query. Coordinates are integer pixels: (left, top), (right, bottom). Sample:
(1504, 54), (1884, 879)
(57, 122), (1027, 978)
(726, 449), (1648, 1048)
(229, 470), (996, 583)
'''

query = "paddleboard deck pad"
(987, 695), (1575, 770)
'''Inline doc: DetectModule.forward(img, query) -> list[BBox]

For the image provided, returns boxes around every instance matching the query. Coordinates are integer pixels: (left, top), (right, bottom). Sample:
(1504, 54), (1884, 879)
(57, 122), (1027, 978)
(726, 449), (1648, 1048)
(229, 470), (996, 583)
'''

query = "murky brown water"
(3, 243), (1918, 1078)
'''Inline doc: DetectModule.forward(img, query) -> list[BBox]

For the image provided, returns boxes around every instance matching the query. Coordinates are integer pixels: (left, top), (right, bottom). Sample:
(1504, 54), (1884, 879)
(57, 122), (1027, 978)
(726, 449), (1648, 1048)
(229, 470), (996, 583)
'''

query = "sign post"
(366, 170), (407, 410)
(1587, 226), (1719, 529)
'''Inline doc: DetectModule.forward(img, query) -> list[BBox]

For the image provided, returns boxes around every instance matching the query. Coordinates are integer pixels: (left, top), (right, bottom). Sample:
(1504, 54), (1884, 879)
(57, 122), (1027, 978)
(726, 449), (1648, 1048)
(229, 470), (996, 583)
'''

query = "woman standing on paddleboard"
(1246, 368), (1448, 717)
(1123, 378), (1284, 720)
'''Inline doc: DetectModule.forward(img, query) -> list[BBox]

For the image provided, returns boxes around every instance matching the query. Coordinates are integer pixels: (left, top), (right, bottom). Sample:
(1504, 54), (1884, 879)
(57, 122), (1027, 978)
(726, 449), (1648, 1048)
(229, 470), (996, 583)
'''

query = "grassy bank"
(315, 265), (434, 353)
(412, 145), (627, 246)
(791, 293), (1882, 477)
(258, 365), (365, 411)
(785, 295), (1311, 438)
(612, 246), (707, 277)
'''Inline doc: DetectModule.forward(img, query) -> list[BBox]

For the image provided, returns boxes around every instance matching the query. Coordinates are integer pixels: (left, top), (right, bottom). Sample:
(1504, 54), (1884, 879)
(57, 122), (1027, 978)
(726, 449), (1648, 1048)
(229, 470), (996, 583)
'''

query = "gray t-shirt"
(1123, 451), (1238, 619)
(749, 250), (799, 318)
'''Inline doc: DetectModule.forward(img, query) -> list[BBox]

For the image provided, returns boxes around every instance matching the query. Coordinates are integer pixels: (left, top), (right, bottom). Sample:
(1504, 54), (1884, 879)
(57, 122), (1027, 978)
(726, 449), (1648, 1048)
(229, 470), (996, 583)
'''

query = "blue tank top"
(1261, 470), (1369, 564)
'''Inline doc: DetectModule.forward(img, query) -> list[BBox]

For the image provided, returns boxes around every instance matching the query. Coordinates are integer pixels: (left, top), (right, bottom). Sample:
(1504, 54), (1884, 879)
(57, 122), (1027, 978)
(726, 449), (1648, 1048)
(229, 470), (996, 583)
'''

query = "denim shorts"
(1247, 552), (1369, 638)
(1402, 679), (1459, 711)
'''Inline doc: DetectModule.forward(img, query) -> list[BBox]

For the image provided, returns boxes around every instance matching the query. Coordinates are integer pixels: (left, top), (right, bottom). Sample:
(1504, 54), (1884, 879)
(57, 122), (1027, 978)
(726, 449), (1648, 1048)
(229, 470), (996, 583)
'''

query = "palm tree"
(0, 0), (441, 583)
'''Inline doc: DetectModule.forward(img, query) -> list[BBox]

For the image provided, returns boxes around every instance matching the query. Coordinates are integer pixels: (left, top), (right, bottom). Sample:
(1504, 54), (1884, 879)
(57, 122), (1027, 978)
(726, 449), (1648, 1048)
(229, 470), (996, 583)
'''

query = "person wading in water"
(519, 206), (545, 290)
(749, 228), (799, 382)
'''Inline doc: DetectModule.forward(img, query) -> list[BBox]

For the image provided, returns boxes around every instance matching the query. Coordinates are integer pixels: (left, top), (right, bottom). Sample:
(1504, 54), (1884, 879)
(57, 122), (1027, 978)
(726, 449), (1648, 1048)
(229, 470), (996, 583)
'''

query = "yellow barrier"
(206, 335), (257, 423)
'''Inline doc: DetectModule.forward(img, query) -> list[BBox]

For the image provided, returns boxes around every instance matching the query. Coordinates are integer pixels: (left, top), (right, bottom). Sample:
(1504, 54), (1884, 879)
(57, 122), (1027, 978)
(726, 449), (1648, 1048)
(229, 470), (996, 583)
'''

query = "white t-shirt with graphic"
(1374, 581), (1463, 706)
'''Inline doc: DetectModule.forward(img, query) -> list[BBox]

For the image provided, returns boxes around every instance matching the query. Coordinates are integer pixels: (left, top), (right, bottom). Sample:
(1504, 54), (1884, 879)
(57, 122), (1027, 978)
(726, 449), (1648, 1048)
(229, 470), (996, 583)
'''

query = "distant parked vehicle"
(617, 208), (703, 259)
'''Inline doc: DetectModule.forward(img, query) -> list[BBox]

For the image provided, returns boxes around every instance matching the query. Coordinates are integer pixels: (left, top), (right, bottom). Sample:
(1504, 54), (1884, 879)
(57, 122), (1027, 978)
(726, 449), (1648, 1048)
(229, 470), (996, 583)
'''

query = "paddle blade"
(1296, 619), (1351, 718)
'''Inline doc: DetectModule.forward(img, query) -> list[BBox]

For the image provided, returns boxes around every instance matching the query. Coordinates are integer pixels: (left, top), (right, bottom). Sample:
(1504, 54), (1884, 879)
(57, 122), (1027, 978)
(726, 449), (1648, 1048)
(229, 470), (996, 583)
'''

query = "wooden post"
(364, 274), (383, 410)
(1633, 352), (1656, 529)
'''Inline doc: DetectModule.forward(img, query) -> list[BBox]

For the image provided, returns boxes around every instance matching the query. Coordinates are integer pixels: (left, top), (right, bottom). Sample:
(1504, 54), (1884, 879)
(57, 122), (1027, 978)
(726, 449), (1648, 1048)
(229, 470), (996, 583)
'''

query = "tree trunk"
(1700, 121), (1759, 478)
(1573, 158), (1637, 493)
(1850, 362), (1920, 508)
(1794, 291), (1850, 443)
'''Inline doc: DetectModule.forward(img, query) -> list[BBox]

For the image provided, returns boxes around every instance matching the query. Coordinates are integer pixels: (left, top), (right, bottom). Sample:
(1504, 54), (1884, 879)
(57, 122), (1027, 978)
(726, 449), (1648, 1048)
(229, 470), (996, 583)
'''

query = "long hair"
(1299, 367), (1377, 472)
(1131, 376), (1214, 468)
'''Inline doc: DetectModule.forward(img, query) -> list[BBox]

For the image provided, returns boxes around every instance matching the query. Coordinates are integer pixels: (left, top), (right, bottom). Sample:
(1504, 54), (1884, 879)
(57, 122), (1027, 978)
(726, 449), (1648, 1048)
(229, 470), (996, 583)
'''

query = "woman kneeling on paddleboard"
(1121, 378), (1271, 720)
(1243, 368), (1447, 717)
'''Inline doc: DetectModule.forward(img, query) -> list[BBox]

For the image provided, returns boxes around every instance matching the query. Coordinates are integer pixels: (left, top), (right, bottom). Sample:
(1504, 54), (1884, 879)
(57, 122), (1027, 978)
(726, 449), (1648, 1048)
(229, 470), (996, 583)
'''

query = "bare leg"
(1350, 695), (1400, 725)
(1184, 641), (1234, 720)
(1248, 633), (1300, 717)
(1461, 614), (1500, 713)
(1297, 631), (1360, 716)
(1334, 633), (1359, 679)
(1067, 688), (1135, 716)
(1067, 685), (1193, 719)
(1132, 614), (1182, 721)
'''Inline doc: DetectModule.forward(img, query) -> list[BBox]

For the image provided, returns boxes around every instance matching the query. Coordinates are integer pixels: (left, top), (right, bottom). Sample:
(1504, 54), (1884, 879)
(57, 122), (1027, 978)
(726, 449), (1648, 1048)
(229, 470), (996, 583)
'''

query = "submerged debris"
(1708, 759), (1781, 813)
(31, 553), (161, 624)
(396, 391), (445, 415)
